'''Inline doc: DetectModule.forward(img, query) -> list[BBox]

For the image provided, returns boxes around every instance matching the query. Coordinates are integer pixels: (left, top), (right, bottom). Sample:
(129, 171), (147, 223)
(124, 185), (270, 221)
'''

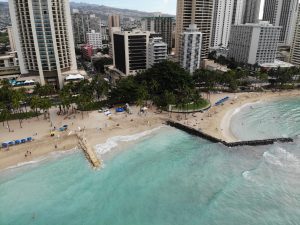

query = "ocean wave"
(242, 170), (255, 182)
(3, 148), (79, 171)
(94, 126), (165, 156)
(263, 147), (299, 167)
(231, 101), (263, 117)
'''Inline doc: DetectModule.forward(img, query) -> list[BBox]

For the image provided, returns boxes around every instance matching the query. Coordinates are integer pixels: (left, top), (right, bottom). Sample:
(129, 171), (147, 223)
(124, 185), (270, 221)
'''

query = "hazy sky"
(0, 0), (268, 16)
(71, 0), (267, 16)
(72, 0), (177, 14)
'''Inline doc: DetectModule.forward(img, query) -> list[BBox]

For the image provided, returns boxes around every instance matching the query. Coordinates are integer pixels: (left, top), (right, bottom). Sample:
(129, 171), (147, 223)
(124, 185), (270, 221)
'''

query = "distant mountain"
(0, 1), (174, 29)
(70, 2), (174, 20)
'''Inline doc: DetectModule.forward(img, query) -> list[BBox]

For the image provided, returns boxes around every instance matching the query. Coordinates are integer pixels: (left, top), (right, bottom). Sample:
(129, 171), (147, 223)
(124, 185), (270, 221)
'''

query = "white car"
(104, 110), (111, 116)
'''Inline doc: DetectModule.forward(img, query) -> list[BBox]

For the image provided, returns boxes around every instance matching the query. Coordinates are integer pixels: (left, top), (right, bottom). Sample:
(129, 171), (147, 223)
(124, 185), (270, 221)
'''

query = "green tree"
(30, 96), (41, 119)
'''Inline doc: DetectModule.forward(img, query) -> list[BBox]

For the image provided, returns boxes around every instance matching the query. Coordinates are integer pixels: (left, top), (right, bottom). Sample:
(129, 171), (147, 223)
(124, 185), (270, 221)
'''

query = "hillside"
(0, 1), (174, 25)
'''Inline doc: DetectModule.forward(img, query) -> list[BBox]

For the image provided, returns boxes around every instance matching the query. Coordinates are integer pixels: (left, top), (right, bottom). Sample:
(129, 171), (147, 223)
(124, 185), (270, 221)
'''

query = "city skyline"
(1, 0), (270, 16)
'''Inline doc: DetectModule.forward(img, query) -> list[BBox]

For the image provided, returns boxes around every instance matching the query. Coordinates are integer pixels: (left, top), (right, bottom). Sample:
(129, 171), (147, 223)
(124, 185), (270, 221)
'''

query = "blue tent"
(116, 108), (125, 112)
(15, 140), (21, 144)
(8, 141), (15, 146)
(27, 137), (32, 142)
(21, 139), (27, 143)
(2, 142), (9, 148)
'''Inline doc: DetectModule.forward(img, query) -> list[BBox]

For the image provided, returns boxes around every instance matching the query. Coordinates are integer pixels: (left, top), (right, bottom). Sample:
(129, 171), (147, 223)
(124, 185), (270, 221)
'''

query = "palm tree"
(12, 89), (27, 128)
(0, 102), (11, 132)
(30, 96), (41, 119)
(39, 98), (52, 119)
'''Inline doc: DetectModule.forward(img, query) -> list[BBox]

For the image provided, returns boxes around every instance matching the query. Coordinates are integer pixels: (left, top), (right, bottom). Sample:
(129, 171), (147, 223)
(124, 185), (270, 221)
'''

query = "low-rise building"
(203, 59), (230, 73)
(81, 45), (94, 60)
(147, 37), (168, 68)
(0, 51), (20, 79)
(86, 30), (103, 50)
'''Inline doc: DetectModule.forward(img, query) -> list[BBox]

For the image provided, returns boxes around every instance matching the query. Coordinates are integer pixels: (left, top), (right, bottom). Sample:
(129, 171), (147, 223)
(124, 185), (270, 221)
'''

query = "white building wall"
(87, 30), (103, 49)
(180, 24), (202, 74)
(228, 22), (281, 65)
(147, 37), (168, 68)
(211, 0), (234, 47)
(233, 0), (245, 25)
(8, 0), (77, 88)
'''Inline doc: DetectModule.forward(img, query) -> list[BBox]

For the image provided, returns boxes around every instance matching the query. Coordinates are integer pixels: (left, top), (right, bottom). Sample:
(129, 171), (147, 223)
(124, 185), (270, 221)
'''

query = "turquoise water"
(231, 97), (300, 140)
(1, 98), (300, 225)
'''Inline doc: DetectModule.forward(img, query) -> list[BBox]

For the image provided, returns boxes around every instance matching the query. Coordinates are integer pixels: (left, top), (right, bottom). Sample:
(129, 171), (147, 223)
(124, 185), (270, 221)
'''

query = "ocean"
(0, 97), (300, 225)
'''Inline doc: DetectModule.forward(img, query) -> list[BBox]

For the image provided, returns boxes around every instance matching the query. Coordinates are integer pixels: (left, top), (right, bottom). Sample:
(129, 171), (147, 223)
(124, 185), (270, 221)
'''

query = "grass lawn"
(171, 99), (210, 112)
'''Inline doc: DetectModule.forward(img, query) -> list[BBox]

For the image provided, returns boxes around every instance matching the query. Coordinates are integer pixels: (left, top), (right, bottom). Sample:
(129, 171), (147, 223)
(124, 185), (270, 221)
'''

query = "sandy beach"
(0, 106), (167, 170)
(177, 90), (300, 142)
(0, 90), (299, 170)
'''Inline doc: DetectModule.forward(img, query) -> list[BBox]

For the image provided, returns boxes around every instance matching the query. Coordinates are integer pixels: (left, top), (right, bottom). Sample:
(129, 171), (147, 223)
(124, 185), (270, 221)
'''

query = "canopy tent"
(65, 74), (84, 81)
(24, 80), (35, 84)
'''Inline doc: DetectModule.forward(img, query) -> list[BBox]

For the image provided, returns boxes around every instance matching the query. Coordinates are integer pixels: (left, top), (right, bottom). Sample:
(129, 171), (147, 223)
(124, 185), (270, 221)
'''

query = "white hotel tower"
(180, 24), (202, 74)
(9, 0), (77, 88)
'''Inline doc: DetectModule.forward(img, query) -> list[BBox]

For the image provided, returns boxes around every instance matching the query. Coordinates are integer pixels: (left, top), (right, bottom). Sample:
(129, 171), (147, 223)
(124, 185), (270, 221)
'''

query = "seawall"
(166, 120), (293, 147)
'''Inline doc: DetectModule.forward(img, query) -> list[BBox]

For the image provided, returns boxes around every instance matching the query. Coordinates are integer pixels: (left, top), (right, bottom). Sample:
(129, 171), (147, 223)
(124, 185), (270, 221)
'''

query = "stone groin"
(166, 121), (293, 147)
(77, 134), (101, 168)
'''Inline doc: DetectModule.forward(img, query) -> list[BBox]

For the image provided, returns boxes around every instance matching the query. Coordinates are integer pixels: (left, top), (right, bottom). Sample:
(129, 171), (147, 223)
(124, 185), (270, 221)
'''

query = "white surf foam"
(94, 126), (165, 156)
(242, 170), (255, 182)
(3, 148), (79, 171)
(263, 147), (299, 167)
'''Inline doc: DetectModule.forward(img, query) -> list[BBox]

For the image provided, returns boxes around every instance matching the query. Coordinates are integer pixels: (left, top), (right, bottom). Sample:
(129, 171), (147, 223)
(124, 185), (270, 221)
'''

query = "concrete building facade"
(86, 30), (103, 50)
(108, 15), (121, 40)
(228, 21), (281, 65)
(72, 11), (101, 45)
(141, 17), (173, 54)
(290, 10), (300, 66)
(176, 0), (214, 60)
(147, 37), (168, 69)
(0, 51), (20, 78)
(180, 24), (202, 74)
(113, 29), (151, 75)
(9, 0), (77, 88)
(211, 0), (234, 47)
(263, 0), (298, 46)
(7, 26), (16, 52)
(243, 0), (261, 24)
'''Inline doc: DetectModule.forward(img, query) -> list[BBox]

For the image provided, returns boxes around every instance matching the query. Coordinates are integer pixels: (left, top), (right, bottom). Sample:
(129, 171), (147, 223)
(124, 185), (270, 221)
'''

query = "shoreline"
(0, 107), (167, 171)
(0, 90), (299, 171)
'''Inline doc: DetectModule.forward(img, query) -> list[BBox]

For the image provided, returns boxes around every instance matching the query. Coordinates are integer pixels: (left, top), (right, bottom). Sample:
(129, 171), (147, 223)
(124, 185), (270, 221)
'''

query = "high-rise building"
(7, 26), (16, 52)
(110, 27), (122, 59)
(113, 29), (151, 75)
(290, 10), (300, 66)
(100, 24), (109, 42)
(9, 0), (77, 88)
(108, 15), (121, 40)
(108, 15), (121, 29)
(175, 0), (214, 60)
(211, 0), (234, 47)
(147, 37), (168, 68)
(180, 24), (202, 74)
(228, 21), (281, 65)
(232, 0), (244, 24)
(243, 0), (261, 23)
(72, 11), (101, 45)
(263, 0), (299, 45)
(141, 17), (173, 54)
(231, 0), (261, 25)
(86, 30), (103, 50)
